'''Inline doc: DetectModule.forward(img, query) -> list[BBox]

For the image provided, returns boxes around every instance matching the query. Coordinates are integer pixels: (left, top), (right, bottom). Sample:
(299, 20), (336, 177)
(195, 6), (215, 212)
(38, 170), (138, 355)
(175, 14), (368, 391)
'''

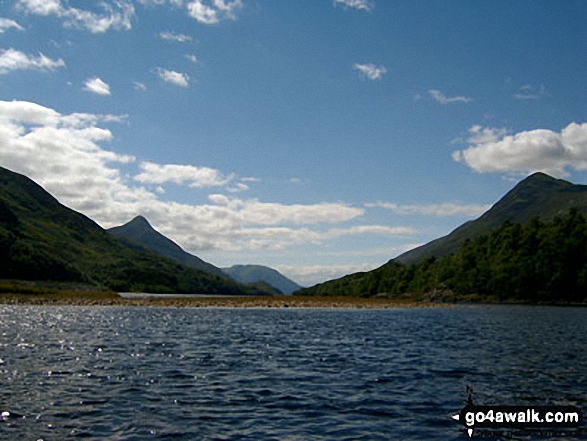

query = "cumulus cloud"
(207, 194), (364, 227)
(17, 0), (245, 31)
(154, 68), (190, 87)
(187, 0), (243, 24)
(0, 100), (140, 224)
(353, 63), (386, 80)
(452, 122), (587, 177)
(0, 48), (65, 74)
(84, 77), (111, 95)
(159, 31), (193, 42)
(0, 18), (24, 33)
(134, 162), (234, 187)
(334, 0), (375, 12)
(211, 222), (414, 253)
(0, 99), (415, 254)
(16, 0), (135, 33)
(429, 89), (473, 104)
(186, 54), (198, 63)
(366, 201), (491, 217)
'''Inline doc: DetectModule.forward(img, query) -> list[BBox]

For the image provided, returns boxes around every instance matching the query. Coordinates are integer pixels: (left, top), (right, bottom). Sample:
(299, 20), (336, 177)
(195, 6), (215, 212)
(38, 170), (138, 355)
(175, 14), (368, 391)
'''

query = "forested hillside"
(297, 209), (587, 303)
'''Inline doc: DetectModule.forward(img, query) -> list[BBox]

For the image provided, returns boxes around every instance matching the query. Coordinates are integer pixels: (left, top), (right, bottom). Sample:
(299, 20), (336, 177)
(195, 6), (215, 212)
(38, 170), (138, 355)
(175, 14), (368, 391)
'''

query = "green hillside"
(396, 173), (587, 264)
(0, 166), (264, 295)
(297, 173), (587, 303)
(297, 209), (587, 303)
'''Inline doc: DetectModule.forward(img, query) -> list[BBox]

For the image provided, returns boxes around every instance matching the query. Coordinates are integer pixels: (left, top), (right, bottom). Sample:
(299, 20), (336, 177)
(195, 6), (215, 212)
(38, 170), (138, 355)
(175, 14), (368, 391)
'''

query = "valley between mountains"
(2, 165), (587, 304)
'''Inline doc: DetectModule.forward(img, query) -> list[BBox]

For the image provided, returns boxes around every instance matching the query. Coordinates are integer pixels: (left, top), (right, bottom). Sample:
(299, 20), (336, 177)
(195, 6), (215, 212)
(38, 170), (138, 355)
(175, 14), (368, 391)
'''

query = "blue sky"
(1, 0), (587, 286)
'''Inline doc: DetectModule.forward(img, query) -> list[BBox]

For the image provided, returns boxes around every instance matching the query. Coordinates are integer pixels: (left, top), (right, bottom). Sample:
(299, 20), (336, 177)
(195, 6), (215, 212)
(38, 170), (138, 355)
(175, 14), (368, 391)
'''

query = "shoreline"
(0, 292), (453, 309)
(1, 291), (584, 309)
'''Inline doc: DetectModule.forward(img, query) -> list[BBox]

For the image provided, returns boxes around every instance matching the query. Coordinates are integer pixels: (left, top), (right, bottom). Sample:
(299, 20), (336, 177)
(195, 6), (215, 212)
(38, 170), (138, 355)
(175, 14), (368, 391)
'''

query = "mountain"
(0, 166), (264, 295)
(108, 216), (226, 278)
(108, 218), (300, 295)
(297, 208), (587, 302)
(395, 173), (587, 264)
(296, 172), (587, 302)
(222, 265), (302, 295)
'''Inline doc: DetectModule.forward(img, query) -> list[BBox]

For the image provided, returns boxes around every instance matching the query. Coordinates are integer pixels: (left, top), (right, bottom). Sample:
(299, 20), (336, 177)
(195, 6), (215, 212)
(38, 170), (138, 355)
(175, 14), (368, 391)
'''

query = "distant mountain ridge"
(108, 218), (300, 294)
(108, 216), (226, 278)
(395, 172), (587, 264)
(222, 265), (302, 295)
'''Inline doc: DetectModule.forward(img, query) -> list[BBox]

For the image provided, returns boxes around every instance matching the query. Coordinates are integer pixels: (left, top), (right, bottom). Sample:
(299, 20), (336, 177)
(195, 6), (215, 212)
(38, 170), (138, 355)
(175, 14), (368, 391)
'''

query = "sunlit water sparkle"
(1, 305), (586, 440)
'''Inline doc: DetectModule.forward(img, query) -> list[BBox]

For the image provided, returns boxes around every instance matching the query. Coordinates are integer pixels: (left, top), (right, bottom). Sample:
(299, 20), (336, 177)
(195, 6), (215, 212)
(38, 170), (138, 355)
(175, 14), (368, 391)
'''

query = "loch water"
(1, 305), (586, 440)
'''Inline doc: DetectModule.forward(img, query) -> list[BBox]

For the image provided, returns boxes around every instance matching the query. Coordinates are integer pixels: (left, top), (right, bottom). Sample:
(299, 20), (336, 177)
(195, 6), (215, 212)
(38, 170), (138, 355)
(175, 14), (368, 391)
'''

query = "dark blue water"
(1, 305), (586, 440)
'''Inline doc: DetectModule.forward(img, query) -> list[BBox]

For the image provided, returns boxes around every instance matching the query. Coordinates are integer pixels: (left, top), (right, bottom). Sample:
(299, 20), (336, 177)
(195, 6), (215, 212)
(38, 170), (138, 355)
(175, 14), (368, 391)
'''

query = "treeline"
(298, 209), (587, 303)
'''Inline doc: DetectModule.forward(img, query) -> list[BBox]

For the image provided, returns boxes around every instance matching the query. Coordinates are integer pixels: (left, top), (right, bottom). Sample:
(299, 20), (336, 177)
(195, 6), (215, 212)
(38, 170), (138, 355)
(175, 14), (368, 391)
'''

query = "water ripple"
(1, 305), (586, 440)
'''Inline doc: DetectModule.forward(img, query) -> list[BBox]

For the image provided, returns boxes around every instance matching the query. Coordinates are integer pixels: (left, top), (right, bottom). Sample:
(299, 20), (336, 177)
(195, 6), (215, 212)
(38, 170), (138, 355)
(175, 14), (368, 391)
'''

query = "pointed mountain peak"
(526, 171), (555, 180)
(128, 215), (153, 228)
(516, 172), (572, 189)
(395, 172), (587, 264)
(107, 215), (227, 278)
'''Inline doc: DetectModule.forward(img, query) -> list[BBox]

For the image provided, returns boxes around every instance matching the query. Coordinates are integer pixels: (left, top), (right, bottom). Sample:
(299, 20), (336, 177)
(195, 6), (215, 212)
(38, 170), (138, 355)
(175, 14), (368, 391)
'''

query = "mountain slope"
(296, 172), (587, 301)
(108, 216), (226, 278)
(0, 166), (259, 295)
(297, 209), (587, 303)
(222, 265), (302, 295)
(395, 173), (587, 264)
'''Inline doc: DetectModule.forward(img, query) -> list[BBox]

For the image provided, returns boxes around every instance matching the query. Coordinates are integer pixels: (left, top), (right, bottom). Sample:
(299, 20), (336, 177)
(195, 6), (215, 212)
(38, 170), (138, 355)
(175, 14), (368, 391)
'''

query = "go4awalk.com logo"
(451, 386), (584, 437)
(452, 404), (583, 437)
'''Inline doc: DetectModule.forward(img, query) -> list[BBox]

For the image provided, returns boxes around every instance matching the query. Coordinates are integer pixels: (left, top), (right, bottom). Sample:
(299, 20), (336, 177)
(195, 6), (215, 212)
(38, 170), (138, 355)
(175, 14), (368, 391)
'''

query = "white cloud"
(17, 0), (244, 31)
(138, 0), (184, 5)
(84, 77), (111, 95)
(186, 54), (198, 63)
(134, 162), (234, 187)
(429, 89), (473, 104)
(0, 100), (140, 225)
(212, 222), (414, 253)
(186, 0), (243, 24)
(17, 0), (135, 33)
(333, 0), (375, 12)
(16, 0), (61, 15)
(325, 225), (416, 238)
(0, 48), (65, 74)
(465, 125), (508, 145)
(366, 201), (491, 217)
(154, 68), (190, 87)
(452, 122), (587, 177)
(0, 18), (24, 33)
(353, 63), (386, 80)
(0, 99), (417, 255)
(159, 31), (193, 42)
(226, 182), (250, 193)
(207, 194), (364, 226)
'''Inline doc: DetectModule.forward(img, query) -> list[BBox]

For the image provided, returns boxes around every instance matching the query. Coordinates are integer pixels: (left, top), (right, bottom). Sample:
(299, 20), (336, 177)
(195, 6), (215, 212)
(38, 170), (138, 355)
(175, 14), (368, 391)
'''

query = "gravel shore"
(0, 292), (449, 309)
